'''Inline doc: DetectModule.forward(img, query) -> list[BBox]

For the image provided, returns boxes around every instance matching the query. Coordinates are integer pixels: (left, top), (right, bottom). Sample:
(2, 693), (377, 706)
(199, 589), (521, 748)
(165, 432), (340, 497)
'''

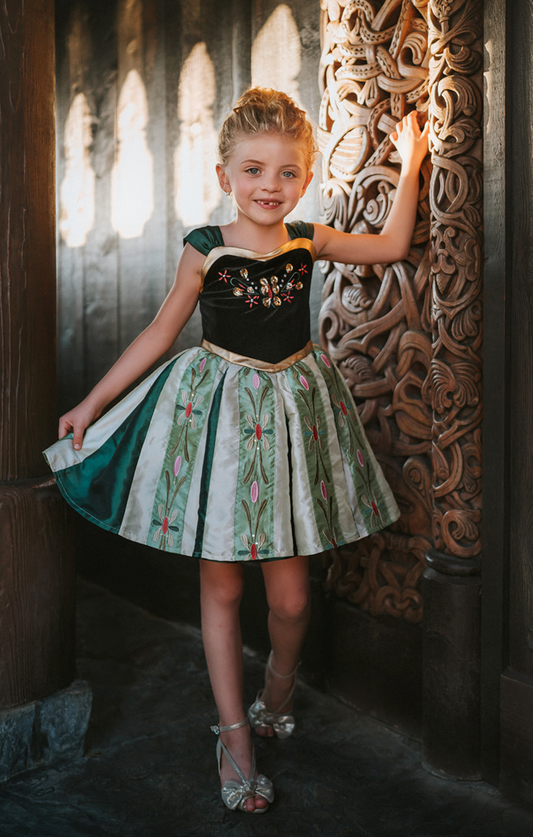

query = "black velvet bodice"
(184, 223), (316, 364)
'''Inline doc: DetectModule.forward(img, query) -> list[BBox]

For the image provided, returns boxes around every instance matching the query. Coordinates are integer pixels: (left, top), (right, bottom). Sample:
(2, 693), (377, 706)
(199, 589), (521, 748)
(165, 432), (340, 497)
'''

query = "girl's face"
(216, 132), (313, 228)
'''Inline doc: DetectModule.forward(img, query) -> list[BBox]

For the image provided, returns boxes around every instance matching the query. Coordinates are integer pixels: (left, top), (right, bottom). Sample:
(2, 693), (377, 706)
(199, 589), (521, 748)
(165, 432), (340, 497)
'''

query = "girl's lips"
(255, 200), (282, 209)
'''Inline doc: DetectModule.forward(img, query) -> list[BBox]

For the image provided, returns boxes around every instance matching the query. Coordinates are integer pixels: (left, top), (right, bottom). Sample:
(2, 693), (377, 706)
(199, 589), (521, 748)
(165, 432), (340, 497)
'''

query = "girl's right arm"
(58, 243), (204, 449)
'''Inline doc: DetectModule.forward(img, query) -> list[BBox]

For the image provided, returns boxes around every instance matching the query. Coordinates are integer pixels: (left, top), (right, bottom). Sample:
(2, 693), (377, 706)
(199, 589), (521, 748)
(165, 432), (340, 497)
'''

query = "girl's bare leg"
(257, 555), (311, 737)
(199, 559), (268, 812)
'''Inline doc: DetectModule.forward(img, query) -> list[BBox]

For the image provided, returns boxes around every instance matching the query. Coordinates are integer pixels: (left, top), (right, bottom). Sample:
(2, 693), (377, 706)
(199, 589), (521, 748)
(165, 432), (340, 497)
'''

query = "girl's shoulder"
(183, 225), (225, 256)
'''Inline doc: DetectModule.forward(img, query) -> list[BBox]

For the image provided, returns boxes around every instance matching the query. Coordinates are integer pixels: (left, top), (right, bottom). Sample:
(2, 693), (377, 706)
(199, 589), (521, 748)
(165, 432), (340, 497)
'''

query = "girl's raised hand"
(390, 111), (429, 174)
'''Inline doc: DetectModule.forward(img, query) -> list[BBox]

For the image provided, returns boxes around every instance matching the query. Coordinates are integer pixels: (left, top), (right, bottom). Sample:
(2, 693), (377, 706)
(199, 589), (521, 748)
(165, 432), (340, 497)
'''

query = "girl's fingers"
(58, 413), (86, 449)
(58, 418), (71, 440)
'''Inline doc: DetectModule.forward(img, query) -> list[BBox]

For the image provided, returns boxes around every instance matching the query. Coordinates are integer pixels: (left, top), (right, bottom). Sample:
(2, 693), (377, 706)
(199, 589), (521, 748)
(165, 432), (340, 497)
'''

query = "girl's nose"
(262, 174), (281, 192)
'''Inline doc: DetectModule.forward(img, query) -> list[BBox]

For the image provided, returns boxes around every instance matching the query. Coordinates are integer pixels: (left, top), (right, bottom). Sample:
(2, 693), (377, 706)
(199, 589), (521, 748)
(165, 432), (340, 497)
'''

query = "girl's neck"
(219, 216), (290, 253)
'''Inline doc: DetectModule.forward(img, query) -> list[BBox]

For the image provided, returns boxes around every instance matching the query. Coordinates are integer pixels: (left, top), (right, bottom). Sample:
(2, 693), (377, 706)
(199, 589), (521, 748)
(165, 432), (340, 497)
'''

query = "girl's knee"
(268, 588), (310, 623)
(200, 563), (245, 608)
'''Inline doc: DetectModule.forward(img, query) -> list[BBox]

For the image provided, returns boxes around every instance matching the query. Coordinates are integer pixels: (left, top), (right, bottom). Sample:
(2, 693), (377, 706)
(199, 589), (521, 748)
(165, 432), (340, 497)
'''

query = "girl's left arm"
(313, 111), (429, 265)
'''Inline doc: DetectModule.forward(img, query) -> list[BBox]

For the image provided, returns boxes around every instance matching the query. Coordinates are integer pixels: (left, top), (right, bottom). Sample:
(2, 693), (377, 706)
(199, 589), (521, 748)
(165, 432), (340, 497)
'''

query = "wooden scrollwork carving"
(318, 0), (482, 622)
(427, 0), (482, 557)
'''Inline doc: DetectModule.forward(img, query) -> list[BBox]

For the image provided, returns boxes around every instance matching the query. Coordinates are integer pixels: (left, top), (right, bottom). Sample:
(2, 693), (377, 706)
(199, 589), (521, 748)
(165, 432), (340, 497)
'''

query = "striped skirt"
(43, 344), (400, 562)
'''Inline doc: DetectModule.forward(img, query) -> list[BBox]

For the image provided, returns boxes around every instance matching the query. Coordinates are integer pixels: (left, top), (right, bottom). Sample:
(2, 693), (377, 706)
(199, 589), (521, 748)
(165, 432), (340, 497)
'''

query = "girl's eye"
(246, 167), (260, 175)
(282, 171), (296, 178)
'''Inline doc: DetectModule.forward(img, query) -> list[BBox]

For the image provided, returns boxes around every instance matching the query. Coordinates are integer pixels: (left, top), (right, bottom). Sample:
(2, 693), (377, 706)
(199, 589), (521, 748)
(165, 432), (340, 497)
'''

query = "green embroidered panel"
(286, 358), (341, 551)
(234, 368), (276, 561)
(149, 353), (223, 552)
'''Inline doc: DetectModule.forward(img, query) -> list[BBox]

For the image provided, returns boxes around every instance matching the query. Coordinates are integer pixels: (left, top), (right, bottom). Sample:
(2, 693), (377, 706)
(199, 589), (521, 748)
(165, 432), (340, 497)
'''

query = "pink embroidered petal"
(251, 481), (259, 503)
(199, 357), (206, 373)
(320, 480), (327, 500)
(320, 353), (331, 368)
(357, 449), (364, 467)
(253, 373), (261, 389)
(300, 375), (309, 390)
(174, 455), (182, 477)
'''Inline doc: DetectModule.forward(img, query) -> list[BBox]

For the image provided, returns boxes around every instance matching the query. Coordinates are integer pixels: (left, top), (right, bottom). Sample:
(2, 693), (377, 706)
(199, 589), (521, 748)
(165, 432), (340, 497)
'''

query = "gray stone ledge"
(0, 680), (92, 783)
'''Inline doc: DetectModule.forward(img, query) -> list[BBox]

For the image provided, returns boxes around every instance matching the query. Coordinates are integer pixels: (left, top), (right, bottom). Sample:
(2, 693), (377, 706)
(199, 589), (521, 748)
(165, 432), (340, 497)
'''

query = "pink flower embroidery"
(152, 505), (179, 548)
(331, 392), (350, 428)
(251, 481), (259, 503)
(303, 414), (325, 451)
(361, 493), (384, 525)
(357, 449), (364, 467)
(174, 455), (182, 477)
(253, 373), (261, 390)
(320, 353), (331, 368)
(177, 391), (203, 429)
(320, 480), (327, 500)
(239, 533), (267, 560)
(244, 413), (273, 450)
(199, 357), (206, 373)
(300, 375), (309, 390)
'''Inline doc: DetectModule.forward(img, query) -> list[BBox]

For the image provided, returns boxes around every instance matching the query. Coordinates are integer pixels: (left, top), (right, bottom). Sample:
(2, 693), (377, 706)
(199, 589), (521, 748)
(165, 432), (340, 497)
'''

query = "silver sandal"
(248, 651), (298, 739)
(210, 717), (274, 813)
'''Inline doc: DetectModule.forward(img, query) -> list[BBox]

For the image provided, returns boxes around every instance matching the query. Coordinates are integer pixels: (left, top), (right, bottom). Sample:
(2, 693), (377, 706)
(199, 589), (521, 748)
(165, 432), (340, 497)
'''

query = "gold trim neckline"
(200, 237), (317, 288)
(200, 339), (314, 372)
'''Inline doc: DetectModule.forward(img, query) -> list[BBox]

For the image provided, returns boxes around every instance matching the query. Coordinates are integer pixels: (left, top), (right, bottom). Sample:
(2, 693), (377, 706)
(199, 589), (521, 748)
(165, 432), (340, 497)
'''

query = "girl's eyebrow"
(241, 158), (302, 170)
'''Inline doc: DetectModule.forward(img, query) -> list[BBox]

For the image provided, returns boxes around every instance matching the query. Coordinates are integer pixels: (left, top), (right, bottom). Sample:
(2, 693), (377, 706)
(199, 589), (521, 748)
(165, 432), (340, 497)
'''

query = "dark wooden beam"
(481, 0), (511, 786)
(0, 0), (76, 708)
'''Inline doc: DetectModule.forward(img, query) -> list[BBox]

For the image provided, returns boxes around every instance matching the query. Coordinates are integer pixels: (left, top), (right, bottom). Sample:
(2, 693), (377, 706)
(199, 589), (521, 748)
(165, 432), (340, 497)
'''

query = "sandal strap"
(210, 717), (256, 784)
(267, 650), (299, 680)
(211, 717), (249, 735)
(263, 651), (298, 714)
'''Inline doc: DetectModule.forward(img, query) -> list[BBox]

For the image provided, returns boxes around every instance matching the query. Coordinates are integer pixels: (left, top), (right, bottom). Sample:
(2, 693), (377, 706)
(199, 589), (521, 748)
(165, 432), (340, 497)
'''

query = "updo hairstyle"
(218, 87), (318, 172)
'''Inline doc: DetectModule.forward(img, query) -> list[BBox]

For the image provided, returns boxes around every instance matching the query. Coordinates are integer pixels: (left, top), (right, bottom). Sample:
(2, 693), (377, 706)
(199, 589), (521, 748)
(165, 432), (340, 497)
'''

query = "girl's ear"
(300, 170), (314, 197)
(216, 164), (230, 195)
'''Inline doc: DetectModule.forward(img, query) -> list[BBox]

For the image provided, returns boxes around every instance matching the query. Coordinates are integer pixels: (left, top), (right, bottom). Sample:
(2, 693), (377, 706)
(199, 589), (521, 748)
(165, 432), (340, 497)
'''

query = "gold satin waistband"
(200, 339), (314, 372)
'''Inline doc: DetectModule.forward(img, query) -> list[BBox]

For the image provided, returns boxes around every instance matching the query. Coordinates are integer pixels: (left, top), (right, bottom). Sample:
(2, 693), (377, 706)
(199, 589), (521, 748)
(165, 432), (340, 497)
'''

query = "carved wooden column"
(0, 0), (89, 781)
(318, 0), (483, 757)
(318, 3), (433, 621)
(422, 0), (483, 779)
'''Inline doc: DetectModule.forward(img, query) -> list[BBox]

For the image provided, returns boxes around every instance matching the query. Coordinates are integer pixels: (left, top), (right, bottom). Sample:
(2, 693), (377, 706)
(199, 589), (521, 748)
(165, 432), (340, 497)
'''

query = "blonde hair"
(218, 87), (317, 171)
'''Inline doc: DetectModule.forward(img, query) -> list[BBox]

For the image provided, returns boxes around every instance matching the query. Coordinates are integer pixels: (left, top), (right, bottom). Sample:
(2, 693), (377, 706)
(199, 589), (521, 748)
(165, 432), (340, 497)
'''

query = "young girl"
(45, 88), (428, 814)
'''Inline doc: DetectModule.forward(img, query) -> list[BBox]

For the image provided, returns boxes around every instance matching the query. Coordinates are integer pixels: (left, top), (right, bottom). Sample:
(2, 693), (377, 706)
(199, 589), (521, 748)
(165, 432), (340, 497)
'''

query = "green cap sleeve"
(285, 221), (314, 241)
(183, 225), (225, 256)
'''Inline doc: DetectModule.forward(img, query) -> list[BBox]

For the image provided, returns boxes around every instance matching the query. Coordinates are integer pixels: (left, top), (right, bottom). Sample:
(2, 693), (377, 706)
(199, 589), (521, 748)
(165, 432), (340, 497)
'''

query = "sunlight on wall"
(252, 4), (301, 105)
(174, 42), (220, 227)
(59, 93), (96, 248)
(111, 69), (154, 239)
(252, 5), (316, 223)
